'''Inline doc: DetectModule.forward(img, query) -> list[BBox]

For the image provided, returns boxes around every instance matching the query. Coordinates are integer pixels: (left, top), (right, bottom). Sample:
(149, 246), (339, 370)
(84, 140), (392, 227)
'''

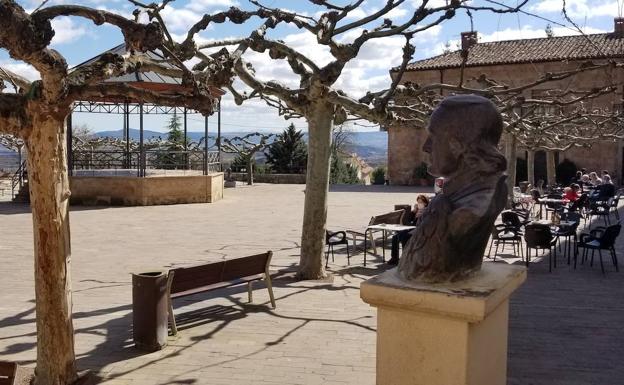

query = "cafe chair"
(554, 212), (582, 266)
(588, 200), (612, 226)
(577, 223), (621, 275)
(524, 223), (558, 272)
(609, 193), (621, 221)
(325, 230), (350, 268)
(488, 223), (523, 261)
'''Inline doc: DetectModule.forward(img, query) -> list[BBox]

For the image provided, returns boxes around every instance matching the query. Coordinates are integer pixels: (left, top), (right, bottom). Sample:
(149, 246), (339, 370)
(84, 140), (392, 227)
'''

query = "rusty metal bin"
(132, 271), (168, 351)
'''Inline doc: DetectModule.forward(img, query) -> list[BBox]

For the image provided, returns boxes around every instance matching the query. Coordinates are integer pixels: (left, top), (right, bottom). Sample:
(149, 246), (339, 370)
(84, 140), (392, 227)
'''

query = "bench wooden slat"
(169, 261), (225, 294)
(222, 253), (269, 281)
(0, 362), (16, 385)
(170, 274), (265, 299)
(0, 362), (15, 377)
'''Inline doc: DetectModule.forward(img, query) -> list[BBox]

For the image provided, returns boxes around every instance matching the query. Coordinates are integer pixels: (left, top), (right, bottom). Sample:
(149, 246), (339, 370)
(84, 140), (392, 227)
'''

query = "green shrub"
(372, 167), (386, 185)
(413, 162), (429, 179)
(556, 159), (577, 185)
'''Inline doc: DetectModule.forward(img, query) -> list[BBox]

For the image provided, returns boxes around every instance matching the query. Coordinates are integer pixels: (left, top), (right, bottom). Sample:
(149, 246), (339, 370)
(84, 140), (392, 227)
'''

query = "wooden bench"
(0, 362), (33, 385)
(166, 251), (276, 335)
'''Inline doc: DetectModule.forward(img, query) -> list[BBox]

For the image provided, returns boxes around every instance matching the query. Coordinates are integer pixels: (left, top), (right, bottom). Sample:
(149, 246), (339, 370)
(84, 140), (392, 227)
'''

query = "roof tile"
(405, 33), (624, 71)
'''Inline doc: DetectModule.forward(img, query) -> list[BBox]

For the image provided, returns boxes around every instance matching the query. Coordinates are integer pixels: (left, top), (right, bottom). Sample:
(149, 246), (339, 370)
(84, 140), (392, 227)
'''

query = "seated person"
(388, 194), (429, 265)
(563, 185), (580, 202)
(589, 176), (615, 203)
(589, 172), (603, 186)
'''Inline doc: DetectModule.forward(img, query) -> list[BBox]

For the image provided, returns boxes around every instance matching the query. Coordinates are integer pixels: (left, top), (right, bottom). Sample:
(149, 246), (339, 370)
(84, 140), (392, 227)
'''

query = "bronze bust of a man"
(397, 94), (508, 283)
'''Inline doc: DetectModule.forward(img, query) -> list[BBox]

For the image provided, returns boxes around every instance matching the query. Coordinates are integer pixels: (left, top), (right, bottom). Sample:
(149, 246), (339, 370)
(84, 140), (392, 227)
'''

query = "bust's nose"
(423, 136), (432, 154)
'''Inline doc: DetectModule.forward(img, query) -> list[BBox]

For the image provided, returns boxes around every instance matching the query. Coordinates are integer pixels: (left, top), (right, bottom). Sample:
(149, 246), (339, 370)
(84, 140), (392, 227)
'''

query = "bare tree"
(148, 0), (529, 280)
(0, 2), (218, 384)
(0, 2), (532, 382)
(221, 132), (275, 185)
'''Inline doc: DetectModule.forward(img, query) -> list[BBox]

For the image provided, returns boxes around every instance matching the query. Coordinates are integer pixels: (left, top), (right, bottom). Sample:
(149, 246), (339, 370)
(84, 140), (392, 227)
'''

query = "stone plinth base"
(70, 173), (224, 206)
(360, 263), (526, 385)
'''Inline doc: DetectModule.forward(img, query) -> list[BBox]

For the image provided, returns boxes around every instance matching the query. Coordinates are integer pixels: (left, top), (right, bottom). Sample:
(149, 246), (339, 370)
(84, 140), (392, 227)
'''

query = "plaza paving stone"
(0, 183), (623, 385)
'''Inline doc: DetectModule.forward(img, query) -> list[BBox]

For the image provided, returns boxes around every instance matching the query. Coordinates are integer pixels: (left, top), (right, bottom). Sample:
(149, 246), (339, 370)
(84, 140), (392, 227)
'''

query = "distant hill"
(94, 129), (388, 166)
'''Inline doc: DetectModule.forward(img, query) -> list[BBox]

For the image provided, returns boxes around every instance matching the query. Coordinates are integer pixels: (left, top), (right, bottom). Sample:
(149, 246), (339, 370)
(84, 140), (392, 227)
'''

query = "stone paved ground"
(0, 183), (623, 385)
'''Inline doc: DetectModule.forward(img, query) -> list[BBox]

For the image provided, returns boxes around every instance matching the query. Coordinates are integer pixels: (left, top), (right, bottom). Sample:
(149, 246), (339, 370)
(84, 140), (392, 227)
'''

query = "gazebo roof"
(71, 43), (224, 103)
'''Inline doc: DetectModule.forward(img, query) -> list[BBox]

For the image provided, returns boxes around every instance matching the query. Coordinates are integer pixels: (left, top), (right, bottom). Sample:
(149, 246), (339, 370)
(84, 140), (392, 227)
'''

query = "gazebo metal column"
(204, 115), (208, 175)
(139, 103), (144, 177)
(217, 100), (222, 171)
(66, 112), (73, 176)
(124, 101), (130, 169)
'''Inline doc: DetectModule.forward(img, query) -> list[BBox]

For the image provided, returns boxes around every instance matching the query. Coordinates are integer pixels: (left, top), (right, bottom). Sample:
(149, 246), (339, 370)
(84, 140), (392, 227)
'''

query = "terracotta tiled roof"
(404, 33), (624, 71)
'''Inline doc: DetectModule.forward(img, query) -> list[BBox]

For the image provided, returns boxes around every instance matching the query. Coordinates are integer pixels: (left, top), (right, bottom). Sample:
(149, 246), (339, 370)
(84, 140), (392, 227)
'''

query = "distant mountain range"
(94, 129), (388, 166)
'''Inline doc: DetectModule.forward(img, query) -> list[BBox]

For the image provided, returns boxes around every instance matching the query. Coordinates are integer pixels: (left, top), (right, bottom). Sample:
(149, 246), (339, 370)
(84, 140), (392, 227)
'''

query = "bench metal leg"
(166, 271), (178, 336)
(248, 281), (253, 303)
(168, 298), (178, 336)
(264, 273), (276, 309)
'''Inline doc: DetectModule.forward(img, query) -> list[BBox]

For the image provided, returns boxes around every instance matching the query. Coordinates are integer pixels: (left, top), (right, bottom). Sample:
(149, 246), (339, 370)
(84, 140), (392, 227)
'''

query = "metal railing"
(71, 149), (221, 176)
(11, 160), (27, 198)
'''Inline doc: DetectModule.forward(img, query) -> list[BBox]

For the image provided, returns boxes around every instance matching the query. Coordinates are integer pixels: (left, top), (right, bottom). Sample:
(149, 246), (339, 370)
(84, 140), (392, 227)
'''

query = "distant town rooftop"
(402, 18), (624, 72)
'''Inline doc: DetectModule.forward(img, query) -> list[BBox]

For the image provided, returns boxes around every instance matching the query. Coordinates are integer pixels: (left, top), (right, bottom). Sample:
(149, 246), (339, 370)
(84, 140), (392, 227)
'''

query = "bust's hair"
(431, 94), (506, 175)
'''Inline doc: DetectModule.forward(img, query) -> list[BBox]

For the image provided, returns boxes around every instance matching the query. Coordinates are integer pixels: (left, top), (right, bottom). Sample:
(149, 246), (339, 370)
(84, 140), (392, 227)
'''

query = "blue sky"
(0, 0), (620, 134)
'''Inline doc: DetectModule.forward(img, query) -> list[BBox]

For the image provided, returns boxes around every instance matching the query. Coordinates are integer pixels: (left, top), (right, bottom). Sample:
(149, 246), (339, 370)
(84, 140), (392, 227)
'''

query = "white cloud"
(480, 25), (608, 43)
(186, 0), (239, 13)
(530, 0), (619, 19)
(0, 61), (40, 81)
(50, 17), (87, 45)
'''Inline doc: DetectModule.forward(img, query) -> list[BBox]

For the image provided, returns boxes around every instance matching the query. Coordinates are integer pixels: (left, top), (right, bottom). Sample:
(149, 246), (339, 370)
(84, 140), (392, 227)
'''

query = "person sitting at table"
(589, 172), (603, 186)
(589, 175), (616, 203)
(570, 171), (583, 187)
(536, 179), (545, 196)
(563, 185), (580, 202)
(387, 194), (430, 265)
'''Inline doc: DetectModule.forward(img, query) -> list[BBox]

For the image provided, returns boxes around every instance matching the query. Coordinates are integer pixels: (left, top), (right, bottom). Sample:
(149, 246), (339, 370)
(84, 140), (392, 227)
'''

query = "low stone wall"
(70, 173), (224, 206)
(231, 172), (306, 184)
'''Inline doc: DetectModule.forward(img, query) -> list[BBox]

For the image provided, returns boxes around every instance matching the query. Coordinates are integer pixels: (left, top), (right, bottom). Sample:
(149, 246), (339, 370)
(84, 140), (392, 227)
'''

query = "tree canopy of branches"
(221, 132), (275, 184)
(177, 0), (531, 281)
(265, 123), (307, 174)
(0, 1), (546, 383)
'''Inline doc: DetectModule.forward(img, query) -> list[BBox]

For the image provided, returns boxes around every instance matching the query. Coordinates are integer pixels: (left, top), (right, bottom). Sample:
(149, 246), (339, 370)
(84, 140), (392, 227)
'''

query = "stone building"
(387, 18), (624, 185)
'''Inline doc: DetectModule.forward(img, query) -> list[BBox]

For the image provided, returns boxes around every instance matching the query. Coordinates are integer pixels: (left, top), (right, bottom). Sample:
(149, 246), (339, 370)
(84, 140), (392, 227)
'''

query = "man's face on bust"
(423, 113), (460, 177)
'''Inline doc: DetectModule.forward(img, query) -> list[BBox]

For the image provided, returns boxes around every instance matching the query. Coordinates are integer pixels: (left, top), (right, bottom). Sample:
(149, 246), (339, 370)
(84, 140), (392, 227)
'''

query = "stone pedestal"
(360, 263), (526, 385)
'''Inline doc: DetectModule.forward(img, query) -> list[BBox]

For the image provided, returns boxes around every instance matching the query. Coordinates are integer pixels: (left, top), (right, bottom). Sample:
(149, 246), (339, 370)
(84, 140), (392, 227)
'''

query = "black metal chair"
(524, 223), (558, 272)
(578, 223), (621, 274)
(325, 230), (350, 268)
(544, 192), (565, 218)
(488, 223), (523, 261)
(502, 210), (529, 228)
(588, 200), (612, 226)
(609, 193), (621, 221)
(554, 212), (582, 266)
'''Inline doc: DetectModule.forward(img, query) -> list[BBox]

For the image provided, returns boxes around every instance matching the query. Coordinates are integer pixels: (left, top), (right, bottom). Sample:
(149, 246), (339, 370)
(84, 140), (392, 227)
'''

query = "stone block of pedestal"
(360, 262), (526, 385)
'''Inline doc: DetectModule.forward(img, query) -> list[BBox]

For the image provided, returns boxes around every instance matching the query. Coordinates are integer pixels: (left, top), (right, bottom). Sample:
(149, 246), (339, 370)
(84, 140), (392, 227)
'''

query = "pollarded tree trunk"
(298, 100), (333, 279)
(546, 150), (556, 187)
(26, 112), (77, 385)
(527, 150), (535, 187)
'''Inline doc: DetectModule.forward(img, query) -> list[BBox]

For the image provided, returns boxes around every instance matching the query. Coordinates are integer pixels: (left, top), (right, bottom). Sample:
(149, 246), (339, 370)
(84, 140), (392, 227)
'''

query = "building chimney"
(614, 17), (624, 36)
(461, 31), (478, 50)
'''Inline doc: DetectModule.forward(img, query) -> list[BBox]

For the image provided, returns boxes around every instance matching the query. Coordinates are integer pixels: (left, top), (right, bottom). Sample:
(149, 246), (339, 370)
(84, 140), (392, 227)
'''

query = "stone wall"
(230, 172), (306, 184)
(389, 60), (623, 185)
(70, 173), (224, 206)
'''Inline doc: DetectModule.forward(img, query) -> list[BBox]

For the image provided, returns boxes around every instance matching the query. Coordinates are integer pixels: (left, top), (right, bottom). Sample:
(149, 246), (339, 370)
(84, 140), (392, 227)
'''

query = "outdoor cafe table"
(536, 198), (568, 219)
(363, 224), (416, 263)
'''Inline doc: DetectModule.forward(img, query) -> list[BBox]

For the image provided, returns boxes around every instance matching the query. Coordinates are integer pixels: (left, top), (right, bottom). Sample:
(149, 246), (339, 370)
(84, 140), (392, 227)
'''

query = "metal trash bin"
(132, 271), (168, 351)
